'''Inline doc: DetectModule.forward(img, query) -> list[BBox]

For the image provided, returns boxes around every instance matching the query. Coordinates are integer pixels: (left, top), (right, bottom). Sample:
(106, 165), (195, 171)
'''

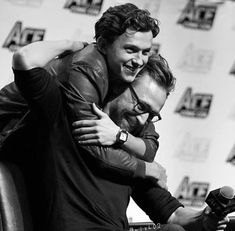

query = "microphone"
(205, 186), (235, 217)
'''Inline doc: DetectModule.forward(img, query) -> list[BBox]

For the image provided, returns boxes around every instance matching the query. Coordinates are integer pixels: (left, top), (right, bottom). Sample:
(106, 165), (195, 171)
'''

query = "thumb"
(71, 41), (86, 51)
(92, 103), (106, 118)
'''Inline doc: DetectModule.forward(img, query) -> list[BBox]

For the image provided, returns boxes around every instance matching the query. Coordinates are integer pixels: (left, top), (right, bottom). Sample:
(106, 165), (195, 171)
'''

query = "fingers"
(72, 120), (97, 127)
(203, 208), (229, 231)
(218, 218), (229, 225)
(72, 126), (97, 135)
(72, 41), (87, 51)
(74, 133), (98, 141)
(92, 103), (107, 118)
(76, 139), (100, 145)
(215, 217), (229, 230)
(216, 224), (227, 230)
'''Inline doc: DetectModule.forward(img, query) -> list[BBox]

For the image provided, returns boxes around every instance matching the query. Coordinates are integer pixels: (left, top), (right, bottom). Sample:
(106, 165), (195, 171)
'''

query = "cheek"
(123, 114), (139, 132)
(111, 50), (130, 64)
(107, 55), (120, 71)
(143, 56), (149, 65)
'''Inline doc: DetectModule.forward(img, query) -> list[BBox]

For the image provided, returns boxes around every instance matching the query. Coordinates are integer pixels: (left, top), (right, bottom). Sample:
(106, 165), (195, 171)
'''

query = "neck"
(104, 80), (128, 106)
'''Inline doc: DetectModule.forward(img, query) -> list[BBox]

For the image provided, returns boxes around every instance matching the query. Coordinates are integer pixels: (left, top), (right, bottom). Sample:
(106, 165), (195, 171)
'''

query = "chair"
(0, 162), (33, 231)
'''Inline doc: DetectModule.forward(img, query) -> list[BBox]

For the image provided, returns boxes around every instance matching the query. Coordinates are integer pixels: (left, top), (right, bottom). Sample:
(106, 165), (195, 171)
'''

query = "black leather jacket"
(0, 44), (159, 178)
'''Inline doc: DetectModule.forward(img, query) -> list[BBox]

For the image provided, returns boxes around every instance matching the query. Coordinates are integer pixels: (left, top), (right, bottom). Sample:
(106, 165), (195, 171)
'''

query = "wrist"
(116, 128), (129, 146)
(145, 162), (152, 177)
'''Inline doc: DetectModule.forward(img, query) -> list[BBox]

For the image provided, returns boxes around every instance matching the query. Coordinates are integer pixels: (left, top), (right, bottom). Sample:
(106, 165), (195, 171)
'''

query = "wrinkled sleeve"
(51, 61), (147, 178)
(132, 179), (184, 224)
(140, 122), (159, 162)
(0, 82), (28, 139)
(13, 68), (62, 126)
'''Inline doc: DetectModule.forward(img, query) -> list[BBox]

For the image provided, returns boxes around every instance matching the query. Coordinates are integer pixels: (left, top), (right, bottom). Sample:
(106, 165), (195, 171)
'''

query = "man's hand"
(145, 161), (168, 190)
(72, 103), (120, 145)
(70, 41), (88, 52)
(57, 41), (87, 59)
(202, 207), (229, 231)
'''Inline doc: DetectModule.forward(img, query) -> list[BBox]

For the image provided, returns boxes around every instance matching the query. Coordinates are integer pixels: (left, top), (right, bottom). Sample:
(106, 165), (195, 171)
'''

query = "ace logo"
(177, 44), (214, 73)
(175, 176), (209, 207)
(3, 21), (45, 52)
(64, 0), (103, 15)
(175, 87), (213, 118)
(177, 0), (217, 30)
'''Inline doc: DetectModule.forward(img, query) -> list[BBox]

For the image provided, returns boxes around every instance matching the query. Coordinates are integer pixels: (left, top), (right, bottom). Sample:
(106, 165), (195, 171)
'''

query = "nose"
(136, 113), (149, 125)
(132, 52), (146, 67)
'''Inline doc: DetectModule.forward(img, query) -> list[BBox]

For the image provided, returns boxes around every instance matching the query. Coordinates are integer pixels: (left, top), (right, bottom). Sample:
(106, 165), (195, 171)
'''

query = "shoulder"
(72, 44), (108, 79)
(70, 44), (109, 102)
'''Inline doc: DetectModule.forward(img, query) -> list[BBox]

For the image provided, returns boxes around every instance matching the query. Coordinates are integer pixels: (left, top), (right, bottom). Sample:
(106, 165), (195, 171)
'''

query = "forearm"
(122, 134), (146, 158)
(12, 40), (81, 70)
(120, 123), (159, 162)
(81, 144), (146, 179)
(168, 207), (204, 231)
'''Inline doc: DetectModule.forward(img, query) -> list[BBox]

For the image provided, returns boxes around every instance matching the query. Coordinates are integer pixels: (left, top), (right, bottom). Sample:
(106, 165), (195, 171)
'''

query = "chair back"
(0, 162), (33, 231)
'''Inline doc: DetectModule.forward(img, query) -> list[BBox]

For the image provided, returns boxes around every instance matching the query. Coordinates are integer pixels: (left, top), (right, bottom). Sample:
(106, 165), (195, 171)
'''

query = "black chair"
(0, 162), (33, 231)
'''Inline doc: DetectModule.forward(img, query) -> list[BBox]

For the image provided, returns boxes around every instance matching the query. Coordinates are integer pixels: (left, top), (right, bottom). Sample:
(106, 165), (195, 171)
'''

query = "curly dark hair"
(138, 53), (176, 96)
(95, 3), (160, 44)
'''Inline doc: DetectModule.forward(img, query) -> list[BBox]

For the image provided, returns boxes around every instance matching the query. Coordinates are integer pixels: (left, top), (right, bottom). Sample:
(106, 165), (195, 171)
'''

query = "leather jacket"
(0, 44), (159, 178)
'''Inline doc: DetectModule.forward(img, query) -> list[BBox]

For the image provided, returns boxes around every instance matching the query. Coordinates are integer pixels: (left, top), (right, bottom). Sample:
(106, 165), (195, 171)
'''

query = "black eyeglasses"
(128, 85), (162, 123)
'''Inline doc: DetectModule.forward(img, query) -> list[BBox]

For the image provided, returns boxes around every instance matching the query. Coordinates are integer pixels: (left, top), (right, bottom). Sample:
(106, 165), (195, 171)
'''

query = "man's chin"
(120, 120), (132, 133)
(121, 72), (138, 83)
(121, 119), (141, 134)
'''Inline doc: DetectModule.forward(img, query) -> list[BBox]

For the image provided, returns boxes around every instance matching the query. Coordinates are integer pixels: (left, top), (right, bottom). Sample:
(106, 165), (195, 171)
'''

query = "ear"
(97, 37), (107, 54)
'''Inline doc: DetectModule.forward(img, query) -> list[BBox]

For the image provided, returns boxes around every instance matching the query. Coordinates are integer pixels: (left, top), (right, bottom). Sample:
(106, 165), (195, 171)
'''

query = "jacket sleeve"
(140, 122), (159, 162)
(131, 178), (184, 224)
(0, 82), (29, 143)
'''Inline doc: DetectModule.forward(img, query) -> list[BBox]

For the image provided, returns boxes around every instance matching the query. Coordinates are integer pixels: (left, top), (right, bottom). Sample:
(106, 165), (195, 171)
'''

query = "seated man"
(72, 54), (229, 231)
(8, 39), (228, 230)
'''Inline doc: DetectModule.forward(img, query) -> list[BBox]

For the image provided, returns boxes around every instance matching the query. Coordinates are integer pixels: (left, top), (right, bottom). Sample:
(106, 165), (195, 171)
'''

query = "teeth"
(126, 66), (135, 72)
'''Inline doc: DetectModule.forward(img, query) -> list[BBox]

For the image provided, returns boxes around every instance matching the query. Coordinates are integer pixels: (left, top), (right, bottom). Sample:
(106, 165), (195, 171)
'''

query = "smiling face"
(104, 72), (167, 134)
(103, 29), (153, 83)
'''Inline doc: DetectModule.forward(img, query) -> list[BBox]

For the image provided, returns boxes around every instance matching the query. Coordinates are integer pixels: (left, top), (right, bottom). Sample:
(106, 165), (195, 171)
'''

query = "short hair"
(94, 3), (160, 44)
(138, 53), (176, 96)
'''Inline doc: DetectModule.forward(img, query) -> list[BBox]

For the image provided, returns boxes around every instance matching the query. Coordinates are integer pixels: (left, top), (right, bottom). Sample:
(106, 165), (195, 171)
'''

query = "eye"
(126, 48), (135, 54)
(134, 103), (147, 114)
(142, 50), (150, 56)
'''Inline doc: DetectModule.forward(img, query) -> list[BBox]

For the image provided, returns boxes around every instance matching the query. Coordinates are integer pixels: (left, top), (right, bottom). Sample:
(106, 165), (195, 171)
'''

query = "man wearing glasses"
(71, 54), (228, 231)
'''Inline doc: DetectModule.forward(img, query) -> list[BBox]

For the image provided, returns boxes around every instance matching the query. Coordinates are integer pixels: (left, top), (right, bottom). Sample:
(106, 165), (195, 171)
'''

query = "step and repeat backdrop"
(0, 0), (235, 222)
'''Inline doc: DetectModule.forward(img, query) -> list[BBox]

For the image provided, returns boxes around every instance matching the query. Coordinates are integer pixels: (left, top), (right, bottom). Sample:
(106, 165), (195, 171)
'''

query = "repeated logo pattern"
(2, 21), (45, 52)
(64, 0), (103, 15)
(175, 87), (213, 118)
(177, 0), (217, 30)
(175, 176), (209, 207)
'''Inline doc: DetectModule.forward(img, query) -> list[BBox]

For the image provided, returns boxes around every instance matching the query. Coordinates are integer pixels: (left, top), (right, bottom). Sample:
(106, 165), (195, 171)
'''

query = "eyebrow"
(124, 44), (151, 52)
(138, 99), (160, 117)
(129, 85), (160, 117)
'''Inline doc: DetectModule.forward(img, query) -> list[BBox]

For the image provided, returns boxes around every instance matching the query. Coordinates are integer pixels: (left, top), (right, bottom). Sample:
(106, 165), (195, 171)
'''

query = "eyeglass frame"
(128, 85), (162, 123)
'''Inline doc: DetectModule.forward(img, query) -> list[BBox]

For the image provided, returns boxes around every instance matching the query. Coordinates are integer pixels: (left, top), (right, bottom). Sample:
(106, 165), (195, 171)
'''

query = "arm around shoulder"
(12, 40), (86, 70)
